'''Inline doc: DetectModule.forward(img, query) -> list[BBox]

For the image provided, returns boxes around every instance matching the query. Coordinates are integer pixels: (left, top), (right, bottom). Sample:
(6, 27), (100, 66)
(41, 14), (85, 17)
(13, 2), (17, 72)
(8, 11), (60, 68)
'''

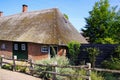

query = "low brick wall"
(78, 44), (119, 67)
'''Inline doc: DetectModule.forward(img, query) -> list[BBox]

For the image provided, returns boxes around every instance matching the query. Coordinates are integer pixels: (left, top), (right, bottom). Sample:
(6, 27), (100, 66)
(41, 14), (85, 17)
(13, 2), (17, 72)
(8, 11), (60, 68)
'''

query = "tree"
(82, 0), (119, 44)
(113, 10), (120, 43)
(85, 47), (100, 68)
(67, 41), (80, 65)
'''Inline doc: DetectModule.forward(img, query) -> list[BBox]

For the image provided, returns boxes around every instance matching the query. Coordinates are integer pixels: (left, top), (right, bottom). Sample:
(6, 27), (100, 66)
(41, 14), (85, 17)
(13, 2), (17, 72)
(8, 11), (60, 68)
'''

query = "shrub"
(35, 56), (72, 79)
(15, 61), (28, 73)
(102, 45), (120, 70)
(85, 47), (100, 68)
(91, 71), (105, 80)
(67, 70), (104, 80)
(35, 56), (104, 80)
(16, 65), (27, 73)
(114, 45), (120, 59)
(67, 41), (80, 65)
(102, 58), (120, 70)
(102, 73), (117, 80)
(2, 64), (12, 70)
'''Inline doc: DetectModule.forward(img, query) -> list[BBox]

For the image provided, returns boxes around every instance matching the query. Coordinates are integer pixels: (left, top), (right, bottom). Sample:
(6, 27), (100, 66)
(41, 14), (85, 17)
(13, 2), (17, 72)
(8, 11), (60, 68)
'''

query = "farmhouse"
(0, 5), (88, 60)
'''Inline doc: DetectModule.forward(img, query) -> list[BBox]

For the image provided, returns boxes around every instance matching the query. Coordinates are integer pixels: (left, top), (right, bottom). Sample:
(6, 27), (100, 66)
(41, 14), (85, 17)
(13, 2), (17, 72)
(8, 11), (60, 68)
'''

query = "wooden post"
(86, 63), (91, 80)
(0, 55), (4, 69)
(29, 59), (33, 76)
(13, 55), (17, 71)
(52, 61), (57, 80)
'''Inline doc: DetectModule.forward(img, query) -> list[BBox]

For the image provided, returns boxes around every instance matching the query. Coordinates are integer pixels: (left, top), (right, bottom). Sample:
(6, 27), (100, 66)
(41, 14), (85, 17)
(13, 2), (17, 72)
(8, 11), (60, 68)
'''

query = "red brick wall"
(28, 43), (67, 61)
(0, 41), (67, 61)
(28, 43), (49, 61)
(0, 41), (12, 58)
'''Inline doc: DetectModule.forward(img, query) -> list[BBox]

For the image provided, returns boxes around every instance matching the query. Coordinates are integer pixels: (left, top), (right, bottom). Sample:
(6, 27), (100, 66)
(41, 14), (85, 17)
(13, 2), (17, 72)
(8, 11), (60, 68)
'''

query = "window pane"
(1, 44), (6, 50)
(41, 46), (48, 52)
(21, 44), (26, 50)
(14, 44), (18, 50)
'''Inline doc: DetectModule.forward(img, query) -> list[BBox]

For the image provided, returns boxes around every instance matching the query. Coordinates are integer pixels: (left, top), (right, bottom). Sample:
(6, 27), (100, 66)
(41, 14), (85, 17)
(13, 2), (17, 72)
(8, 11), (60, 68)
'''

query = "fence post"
(52, 61), (57, 80)
(86, 63), (91, 80)
(13, 55), (17, 71)
(29, 59), (33, 76)
(0, 55), (4, 69)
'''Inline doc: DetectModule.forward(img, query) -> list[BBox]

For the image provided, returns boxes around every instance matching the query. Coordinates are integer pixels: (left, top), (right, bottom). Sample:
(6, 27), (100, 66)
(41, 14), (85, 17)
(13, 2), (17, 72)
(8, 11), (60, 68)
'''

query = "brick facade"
(28, 43), (67, 61)
(0, 40), (67, 61)
(28, 43), (49, 61)
(0, 41), (12, 58)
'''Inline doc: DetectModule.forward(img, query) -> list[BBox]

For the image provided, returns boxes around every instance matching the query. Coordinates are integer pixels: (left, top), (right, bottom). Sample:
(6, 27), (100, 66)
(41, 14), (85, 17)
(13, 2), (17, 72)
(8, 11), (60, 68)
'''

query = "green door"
(13, 42), (28, 59)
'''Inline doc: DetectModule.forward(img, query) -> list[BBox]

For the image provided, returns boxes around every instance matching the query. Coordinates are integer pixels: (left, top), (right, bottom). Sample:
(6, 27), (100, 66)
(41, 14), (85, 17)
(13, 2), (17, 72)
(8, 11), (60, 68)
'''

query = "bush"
(114, 45), (120, 59)
(102, 73), (117, 80)
(35, 56), (105, 80)
(85, 47), (100, 68)
(35, 56), (72, 80)
(102, 45), (120, 70)
(67, 70), (104, 80)
(91, 71), (105, 80)
(2, 64), (12, 70)
(102, 58), (120, 70)
(15, 61), (28, 73)
(67, 41), (80, 65)
(16, 66), (27, 73)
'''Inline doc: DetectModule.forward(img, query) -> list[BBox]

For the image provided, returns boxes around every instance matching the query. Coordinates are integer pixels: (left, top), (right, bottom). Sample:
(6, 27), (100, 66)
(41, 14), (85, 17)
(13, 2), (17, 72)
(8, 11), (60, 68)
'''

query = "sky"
(0, 0), (120, 32)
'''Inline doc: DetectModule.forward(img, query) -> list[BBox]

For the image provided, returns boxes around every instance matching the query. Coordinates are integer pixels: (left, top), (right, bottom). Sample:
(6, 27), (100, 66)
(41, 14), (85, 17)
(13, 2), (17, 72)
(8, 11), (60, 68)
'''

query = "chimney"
(22, 4), (28, 12)
(0, 11), (3, 17)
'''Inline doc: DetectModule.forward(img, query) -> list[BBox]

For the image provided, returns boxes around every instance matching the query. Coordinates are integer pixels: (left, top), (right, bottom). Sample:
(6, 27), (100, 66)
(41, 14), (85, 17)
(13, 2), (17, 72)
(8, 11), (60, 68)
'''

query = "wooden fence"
(0, 55), (91, 80)
(0, 55), (120, 80)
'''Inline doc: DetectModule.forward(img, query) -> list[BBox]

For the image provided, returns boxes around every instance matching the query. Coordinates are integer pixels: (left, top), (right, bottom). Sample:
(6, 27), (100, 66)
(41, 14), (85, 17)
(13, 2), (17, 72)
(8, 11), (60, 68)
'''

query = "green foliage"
(35, 56), (104, 80)
(102, 58), (120, 70)
(2, 64), (12, 70)
(16, 66), (27, 73)
(102, 73), (117, 80)
(64, 13), (69, 20)
(85, 47), (100, 67)
(67, 41), (80, 65)
(114, 45), (120, 59)
(91, 71), (105, 80)
(35, 56), (71, 79)
(50, 45), (57, 58)
(102, 45), (120, 70)
(68, 70), (104, 80)
(113, 10), (120, 43)
(95, 38), (118, 44)
(82, 0), (120, 44)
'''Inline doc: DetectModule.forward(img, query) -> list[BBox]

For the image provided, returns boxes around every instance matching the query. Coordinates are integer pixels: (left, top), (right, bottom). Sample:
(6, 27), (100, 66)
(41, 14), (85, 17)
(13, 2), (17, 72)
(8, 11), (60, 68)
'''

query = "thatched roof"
(0, 8), (88, 44)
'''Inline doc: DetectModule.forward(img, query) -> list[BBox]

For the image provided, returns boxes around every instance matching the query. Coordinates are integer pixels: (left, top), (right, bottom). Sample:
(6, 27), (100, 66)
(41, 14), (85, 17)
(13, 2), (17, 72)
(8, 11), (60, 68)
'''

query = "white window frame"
(1, 43), (6, 50)
(14, 44), (18, 50)
(21, 44), (26, 51)
(41, 46), (48, 53)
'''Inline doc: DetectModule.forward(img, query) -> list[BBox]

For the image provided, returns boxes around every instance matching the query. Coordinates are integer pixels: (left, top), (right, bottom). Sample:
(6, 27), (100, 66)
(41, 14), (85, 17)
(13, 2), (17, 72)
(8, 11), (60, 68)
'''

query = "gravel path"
(0, 69), (42, 80)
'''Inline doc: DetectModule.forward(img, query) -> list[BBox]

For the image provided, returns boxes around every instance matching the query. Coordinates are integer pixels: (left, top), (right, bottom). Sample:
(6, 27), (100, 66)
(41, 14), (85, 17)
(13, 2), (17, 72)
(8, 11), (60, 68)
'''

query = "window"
(21, 44), (26, 50)
(41, 46), (48, 53)
(14, 44), (18, 50)
(1, 43), (6, 50)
